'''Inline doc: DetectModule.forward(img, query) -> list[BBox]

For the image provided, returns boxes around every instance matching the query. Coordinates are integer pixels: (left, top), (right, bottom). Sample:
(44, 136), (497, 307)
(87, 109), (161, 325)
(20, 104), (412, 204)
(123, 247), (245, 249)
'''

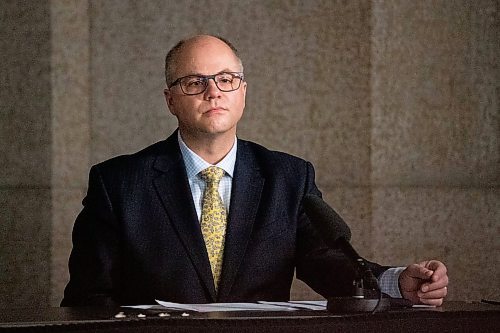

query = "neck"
(179, 130), (236, 165)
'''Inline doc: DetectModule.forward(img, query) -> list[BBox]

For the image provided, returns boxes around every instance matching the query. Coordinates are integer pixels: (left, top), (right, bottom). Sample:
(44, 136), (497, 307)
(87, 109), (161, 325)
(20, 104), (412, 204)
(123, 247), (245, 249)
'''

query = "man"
(62, 35), (448, 307)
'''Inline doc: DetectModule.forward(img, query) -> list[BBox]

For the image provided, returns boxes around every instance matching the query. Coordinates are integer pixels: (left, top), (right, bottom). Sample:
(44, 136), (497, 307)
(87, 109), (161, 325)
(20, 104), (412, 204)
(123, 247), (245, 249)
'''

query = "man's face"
(164, 37), (247, 139)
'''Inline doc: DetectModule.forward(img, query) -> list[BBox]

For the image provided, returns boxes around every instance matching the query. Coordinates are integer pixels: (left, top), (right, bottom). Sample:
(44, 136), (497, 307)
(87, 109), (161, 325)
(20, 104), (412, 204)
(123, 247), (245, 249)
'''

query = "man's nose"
(204, 78), (221, 99)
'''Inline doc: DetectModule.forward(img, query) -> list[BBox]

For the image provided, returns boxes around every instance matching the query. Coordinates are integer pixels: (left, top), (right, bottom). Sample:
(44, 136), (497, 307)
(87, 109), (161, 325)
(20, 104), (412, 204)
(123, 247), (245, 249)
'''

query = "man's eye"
(186, 78), (204, 87)
(217, 75), (233, 83)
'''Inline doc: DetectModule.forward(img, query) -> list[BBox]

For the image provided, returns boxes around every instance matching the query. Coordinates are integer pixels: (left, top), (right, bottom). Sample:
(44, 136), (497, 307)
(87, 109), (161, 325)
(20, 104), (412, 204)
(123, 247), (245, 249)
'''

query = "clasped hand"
(399, 260), (449, 306)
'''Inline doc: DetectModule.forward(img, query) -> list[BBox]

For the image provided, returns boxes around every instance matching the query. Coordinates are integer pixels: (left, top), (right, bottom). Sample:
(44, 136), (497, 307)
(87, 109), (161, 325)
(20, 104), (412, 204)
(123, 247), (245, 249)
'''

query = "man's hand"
(399, 260), (448, 306)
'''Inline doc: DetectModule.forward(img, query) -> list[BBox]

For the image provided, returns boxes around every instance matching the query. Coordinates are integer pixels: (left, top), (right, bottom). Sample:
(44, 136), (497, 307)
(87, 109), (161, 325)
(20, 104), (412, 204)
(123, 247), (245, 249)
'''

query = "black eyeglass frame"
(168, 72), (245, 95)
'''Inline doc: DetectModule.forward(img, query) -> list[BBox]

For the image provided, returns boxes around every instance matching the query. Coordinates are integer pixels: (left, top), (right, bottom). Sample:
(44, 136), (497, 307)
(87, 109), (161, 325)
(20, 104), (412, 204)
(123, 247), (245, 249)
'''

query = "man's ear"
(164, 89), (176, 115)
(164, 89), (173, 105)
(241, 81), (247, 105)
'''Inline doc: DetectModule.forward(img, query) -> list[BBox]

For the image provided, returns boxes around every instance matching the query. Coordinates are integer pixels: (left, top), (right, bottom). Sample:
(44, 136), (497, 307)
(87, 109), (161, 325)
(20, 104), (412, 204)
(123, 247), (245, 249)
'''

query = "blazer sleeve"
(61, 165), (120, 307)
(295, 162), (390, 298)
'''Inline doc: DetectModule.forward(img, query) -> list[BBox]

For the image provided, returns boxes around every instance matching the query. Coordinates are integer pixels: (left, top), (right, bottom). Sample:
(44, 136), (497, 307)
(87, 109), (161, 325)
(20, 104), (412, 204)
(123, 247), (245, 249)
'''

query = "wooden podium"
(0, 301), (498, 332)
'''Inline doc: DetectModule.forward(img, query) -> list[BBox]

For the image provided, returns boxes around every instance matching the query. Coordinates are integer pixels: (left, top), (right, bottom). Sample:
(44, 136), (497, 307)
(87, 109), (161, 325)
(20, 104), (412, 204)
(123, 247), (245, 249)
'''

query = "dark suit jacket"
(61, 131), (388, 306)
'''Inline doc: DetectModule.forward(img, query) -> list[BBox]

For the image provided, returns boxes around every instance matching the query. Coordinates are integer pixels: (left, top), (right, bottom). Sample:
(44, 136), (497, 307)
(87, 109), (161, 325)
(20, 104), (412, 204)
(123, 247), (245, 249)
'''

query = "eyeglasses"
(168, 72), (244, 95)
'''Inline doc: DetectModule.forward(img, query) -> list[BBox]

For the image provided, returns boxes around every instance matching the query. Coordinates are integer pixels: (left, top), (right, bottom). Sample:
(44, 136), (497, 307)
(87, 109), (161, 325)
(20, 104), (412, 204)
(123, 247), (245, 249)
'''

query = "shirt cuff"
(378, 267), (405, 298)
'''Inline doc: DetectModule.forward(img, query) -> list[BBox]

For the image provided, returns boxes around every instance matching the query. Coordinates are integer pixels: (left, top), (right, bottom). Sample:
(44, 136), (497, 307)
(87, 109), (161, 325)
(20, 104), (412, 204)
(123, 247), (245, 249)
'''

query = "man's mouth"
(204, 107), (227, 114)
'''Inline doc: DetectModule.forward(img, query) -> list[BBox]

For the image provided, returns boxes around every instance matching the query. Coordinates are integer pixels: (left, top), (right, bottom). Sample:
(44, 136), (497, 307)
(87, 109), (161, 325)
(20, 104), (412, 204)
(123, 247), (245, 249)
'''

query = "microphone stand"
(301, 194), (394, 313)
(326, 260), (390, 314)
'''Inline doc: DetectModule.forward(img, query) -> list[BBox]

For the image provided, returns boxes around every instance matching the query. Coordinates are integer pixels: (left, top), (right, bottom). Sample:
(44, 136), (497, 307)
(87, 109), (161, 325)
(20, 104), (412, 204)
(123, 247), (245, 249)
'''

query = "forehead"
(174, 38), (241, 76)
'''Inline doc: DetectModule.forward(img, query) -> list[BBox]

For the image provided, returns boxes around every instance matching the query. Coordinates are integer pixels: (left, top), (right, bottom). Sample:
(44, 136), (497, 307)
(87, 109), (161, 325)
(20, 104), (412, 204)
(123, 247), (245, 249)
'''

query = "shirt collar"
(177, 131), (237, 179)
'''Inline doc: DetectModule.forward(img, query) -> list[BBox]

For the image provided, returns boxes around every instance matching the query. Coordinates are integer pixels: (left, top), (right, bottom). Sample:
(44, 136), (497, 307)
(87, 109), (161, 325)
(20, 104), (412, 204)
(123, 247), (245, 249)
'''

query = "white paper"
(259, 300), (327, 310)
(123, 304), (166, 310)
(411, 304), (437, 308)
(289, 300), (327, 310)
(155, 300), (300, 312)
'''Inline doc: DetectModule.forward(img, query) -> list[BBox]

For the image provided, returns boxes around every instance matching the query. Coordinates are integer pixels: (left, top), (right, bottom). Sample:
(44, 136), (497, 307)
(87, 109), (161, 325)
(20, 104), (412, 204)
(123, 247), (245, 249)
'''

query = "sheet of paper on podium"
(154, 300), (298, 312)
(260, 300), (327, 310)
(124, 300), (327, 312)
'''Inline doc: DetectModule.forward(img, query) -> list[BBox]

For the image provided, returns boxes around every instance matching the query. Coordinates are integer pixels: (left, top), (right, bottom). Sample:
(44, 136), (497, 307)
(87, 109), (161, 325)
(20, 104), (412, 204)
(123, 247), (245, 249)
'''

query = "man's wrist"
(378, 267), (406, 298)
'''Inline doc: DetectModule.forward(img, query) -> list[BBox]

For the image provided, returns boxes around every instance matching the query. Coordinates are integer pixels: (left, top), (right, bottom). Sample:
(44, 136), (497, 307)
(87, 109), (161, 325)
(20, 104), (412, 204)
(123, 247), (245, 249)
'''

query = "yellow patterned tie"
(200, 166), (227, 290)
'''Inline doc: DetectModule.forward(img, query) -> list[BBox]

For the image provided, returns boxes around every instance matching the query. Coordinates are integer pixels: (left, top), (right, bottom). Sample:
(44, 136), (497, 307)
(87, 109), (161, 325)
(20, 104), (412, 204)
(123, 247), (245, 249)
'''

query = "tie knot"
(200, 166), (225, 184)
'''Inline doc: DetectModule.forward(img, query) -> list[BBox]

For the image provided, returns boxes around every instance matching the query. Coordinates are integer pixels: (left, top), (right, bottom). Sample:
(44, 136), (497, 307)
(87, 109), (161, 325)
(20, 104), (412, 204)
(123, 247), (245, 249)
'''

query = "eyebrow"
(186, 69), (241, 77)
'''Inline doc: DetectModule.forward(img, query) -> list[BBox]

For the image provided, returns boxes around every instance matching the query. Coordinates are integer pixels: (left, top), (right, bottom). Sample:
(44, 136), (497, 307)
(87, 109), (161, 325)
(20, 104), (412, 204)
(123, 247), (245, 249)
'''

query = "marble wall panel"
(0, 189), (51, 309)
(372, 188), (500, 301)
(232, 1), (373, 187)
(371, 1), (500, 187)
(50, 0), (91, 188)
(49, 0), (92, 306)
(0, 2), (52, 187)
(0, 2), (52, 309)
(89, 1), (178, 165)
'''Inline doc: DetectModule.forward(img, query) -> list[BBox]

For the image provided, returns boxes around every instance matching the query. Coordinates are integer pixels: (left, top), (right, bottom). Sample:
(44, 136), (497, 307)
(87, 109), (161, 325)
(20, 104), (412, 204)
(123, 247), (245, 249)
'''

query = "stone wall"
(0, 0), (498, 307)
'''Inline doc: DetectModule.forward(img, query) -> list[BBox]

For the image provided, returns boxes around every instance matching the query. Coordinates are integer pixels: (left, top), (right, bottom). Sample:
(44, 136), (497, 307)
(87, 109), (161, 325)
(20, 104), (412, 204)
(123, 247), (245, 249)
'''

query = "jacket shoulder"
(238, 139), (311, 169)
(93, 139), (173, 174)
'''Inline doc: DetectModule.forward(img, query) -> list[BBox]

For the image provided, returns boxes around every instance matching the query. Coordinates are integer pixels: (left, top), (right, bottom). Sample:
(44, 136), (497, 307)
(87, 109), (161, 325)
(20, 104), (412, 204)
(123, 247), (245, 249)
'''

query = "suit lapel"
(217, 140), (265, 300)
(152, 133), (217, 301)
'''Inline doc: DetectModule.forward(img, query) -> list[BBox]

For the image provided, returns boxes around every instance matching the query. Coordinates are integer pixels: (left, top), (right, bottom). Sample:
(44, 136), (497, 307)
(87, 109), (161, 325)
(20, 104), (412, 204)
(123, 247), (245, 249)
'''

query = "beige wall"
(1, 0), (498, 308)
(1, 2), (52, 307)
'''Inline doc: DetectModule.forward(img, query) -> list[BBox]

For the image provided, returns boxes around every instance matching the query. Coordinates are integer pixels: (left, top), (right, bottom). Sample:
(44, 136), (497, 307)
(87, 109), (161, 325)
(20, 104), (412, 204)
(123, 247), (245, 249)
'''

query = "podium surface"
(0, 301), (498, 332)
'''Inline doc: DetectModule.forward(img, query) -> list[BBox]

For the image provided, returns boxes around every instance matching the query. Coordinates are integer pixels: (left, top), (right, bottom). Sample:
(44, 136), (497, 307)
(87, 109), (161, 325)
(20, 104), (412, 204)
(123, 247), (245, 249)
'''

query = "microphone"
(302, 194), (352, 245)
(302, 194), (378, 288)
(303, 194), (389, 313)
